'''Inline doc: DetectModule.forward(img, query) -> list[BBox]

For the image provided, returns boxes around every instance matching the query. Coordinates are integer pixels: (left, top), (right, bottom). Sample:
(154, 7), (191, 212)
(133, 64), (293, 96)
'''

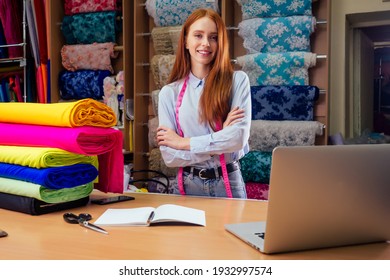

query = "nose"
(201, 37), (210, 46)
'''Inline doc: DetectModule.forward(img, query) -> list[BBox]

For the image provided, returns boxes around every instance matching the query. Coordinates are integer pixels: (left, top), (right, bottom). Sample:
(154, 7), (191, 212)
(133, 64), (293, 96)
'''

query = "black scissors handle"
(63, 213), (92, 224)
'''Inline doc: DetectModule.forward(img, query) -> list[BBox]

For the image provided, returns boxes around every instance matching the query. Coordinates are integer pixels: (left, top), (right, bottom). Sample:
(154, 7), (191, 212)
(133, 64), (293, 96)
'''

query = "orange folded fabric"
(0, 98), (116, 127)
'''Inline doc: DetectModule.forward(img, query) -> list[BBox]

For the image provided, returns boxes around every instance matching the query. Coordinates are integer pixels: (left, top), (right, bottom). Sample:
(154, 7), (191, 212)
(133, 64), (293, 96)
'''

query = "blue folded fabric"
(251, 85), (319, 121)
(59, 70), (111, 100)
(0, 163), (98, 190)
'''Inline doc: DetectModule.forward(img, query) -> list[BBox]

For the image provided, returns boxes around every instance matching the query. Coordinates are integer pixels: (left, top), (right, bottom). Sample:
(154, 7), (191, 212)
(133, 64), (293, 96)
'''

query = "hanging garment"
(26, 0), (41, 68)
(236, 52), (317, 86)
(64, 0), (122, 15)
(0, 98), (117, 127)
(248, 120), (324, 152)
(0, 0), (23, 58)
(31, 0), (48, 64)
(145, 0), (219, 26)
(236, 0), (312, 20)
(251, 85), (319, 121)
(238, 16), (316, 53)
(0, 20), (8, 58)
(61, 43), (119, 73)
(61, 11), (121, 44)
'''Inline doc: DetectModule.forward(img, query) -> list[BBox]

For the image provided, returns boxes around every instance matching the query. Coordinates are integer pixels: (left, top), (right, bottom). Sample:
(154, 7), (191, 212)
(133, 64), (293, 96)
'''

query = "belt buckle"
(198, 168), (208, 179)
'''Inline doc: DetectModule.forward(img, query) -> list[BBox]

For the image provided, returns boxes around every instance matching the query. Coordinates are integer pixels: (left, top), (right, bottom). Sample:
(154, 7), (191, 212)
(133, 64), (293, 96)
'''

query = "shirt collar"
(188, 72), (206, 89)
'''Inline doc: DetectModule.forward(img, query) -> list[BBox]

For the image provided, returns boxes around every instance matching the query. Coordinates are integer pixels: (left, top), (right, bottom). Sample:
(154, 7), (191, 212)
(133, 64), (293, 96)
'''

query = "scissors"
(63, 212), (108, 235)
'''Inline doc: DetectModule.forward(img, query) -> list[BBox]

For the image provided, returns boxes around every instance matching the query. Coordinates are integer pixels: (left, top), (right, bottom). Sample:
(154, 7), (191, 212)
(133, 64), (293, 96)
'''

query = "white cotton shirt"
(158, 70), (252, 169)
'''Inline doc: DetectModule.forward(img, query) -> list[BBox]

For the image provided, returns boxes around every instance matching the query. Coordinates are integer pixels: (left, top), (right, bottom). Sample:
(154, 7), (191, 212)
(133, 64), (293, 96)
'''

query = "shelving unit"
(47, 0), (133, 151)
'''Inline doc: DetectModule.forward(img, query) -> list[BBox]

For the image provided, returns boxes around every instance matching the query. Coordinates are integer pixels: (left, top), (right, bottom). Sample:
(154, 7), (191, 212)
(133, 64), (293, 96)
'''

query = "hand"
(157, 126), (190, 150)
(223, 106), (245, 128)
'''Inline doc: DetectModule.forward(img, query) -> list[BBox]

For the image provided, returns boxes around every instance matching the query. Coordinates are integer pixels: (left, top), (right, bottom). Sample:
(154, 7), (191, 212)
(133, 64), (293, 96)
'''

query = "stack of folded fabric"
(59, 0), (122, 104)
(235, 0), (325, 200)
(0, 98), (124, 215)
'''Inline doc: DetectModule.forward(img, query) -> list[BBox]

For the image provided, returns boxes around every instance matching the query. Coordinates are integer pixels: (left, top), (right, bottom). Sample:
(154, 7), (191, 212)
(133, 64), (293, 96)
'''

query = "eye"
(194, 34), (202, 39)
(209, 35), (218, 41)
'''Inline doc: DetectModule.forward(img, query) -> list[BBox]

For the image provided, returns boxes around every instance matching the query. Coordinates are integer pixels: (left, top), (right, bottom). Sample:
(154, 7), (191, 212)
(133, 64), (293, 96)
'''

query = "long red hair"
(167, 8), (233, 130)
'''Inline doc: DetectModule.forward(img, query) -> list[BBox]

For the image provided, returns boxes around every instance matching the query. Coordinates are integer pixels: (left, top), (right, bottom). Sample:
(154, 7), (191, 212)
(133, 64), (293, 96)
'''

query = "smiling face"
(185, 16), (218, 76)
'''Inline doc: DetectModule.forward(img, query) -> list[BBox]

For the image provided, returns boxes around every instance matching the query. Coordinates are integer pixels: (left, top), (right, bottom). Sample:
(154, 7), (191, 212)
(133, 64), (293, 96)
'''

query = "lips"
(197, 50), (211, 55)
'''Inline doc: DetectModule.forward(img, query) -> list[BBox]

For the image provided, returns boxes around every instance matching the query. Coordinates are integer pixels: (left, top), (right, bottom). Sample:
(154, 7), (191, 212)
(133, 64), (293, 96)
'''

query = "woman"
(157, 8), (251, 198)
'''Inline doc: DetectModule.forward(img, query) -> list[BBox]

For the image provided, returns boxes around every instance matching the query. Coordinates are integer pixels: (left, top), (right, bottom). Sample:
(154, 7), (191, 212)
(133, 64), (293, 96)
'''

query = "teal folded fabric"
(236, 0), (312, 19)
(239, 151), (272, 183)
(0, 163), (98, 189)
(236, 52), (317, 86)
(61, 11), (121, 44)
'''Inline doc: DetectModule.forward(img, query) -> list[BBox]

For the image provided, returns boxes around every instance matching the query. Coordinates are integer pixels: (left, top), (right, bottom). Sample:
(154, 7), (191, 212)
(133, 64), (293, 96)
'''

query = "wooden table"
(1, 191), (390, 260)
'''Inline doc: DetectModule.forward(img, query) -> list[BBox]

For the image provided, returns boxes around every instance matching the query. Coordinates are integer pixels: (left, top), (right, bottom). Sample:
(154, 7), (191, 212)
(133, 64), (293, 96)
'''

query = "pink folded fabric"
(64, 0), (121, 15)
(61, 43), (118, 73)
(0, 122), (123, 193)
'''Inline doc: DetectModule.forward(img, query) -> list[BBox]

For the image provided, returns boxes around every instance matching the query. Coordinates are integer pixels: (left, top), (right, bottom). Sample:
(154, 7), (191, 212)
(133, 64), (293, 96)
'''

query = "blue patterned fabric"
(145, 0), (219, 27)
(239, 151), (272, 183)
(236, 52), (316, 86)
(251, 85), (319, 121)
(61, 11), (121, 44)
(238, 16), (315, 53)
(59, 70), (111, 100)
(236, 0), (312, 19)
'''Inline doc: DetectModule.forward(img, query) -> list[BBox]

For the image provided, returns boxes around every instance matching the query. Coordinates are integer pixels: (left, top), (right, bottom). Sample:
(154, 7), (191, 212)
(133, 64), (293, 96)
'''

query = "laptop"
(225, 144), (390, 254)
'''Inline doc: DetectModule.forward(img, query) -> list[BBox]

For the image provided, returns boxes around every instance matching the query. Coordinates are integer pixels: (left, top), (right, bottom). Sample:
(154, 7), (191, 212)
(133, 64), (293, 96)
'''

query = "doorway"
(346, 11), (390, 140)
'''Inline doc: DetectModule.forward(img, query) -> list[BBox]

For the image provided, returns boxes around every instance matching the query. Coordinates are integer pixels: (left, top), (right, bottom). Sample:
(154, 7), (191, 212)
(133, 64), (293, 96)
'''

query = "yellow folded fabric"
(0, 177), (93, 203)
(0, 146), (98, 168)
(0, 98), (116, 127)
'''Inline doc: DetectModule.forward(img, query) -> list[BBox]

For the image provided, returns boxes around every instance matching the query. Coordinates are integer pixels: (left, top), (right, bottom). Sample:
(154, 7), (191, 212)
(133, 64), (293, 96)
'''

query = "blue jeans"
(172, 168), (247, 198)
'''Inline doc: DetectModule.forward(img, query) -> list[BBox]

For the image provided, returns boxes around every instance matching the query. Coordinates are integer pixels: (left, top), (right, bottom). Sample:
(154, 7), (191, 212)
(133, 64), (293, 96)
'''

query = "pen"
(147, 211), (155, 225)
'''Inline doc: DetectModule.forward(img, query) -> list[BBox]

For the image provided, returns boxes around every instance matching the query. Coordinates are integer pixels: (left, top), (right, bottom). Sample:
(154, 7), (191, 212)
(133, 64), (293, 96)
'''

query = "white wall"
(330, 0), (390, 137)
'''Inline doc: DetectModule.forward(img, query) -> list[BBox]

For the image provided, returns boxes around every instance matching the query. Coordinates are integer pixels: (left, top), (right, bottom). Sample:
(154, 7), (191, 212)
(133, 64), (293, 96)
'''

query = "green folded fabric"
(0, 177), (93, 203)
(0, 145), (98, 168)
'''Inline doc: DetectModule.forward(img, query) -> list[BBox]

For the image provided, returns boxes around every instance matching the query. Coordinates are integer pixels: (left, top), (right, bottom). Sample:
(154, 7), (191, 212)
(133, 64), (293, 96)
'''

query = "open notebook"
(225, 144), (390, 254)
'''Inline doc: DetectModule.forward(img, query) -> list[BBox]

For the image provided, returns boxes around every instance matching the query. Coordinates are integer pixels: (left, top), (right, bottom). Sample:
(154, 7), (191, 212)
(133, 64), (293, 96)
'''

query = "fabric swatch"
(236, 52), (317, 86)
(238, 16), (316, 53)
(251, 85), (319, 121)
(236, 0), (312, 19)
(249, 120), (324, 152)
(146, 0), (219, 26)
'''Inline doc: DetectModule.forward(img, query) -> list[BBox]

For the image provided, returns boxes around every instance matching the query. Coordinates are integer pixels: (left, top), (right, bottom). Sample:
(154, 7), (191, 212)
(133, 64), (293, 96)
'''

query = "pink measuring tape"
(175, 77), (233, 198)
